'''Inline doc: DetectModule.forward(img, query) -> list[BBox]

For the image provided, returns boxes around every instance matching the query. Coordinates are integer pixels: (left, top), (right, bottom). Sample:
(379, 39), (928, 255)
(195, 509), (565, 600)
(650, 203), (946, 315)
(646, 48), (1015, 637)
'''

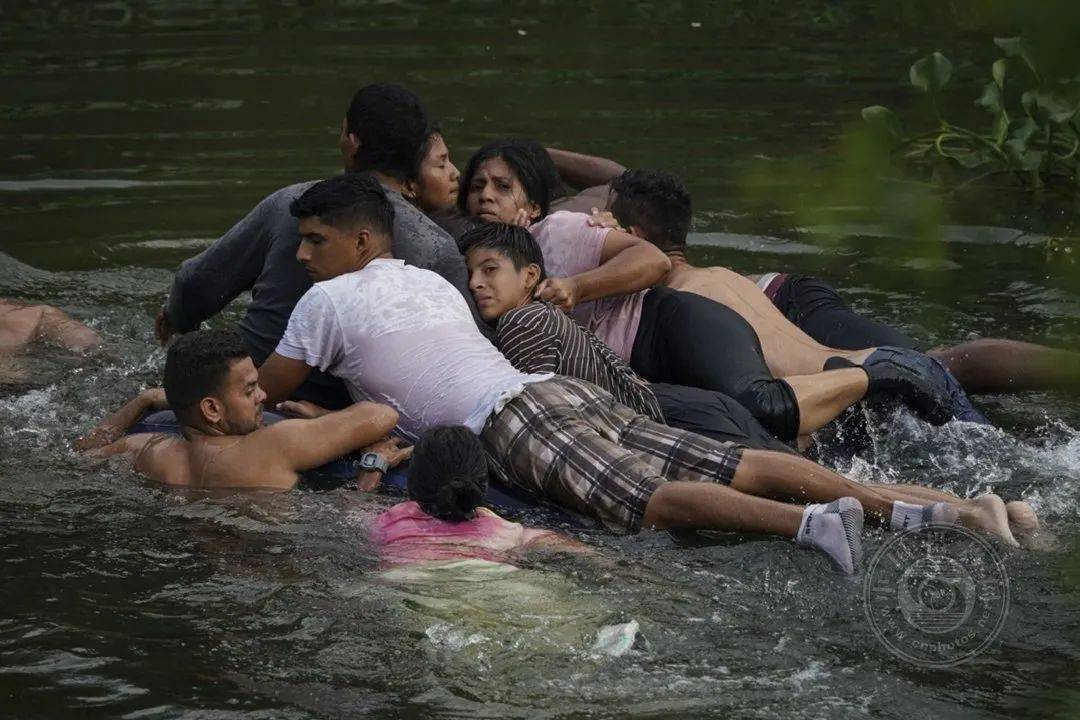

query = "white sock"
(890, 501), (956, 531)
(796, 498), (864, 575)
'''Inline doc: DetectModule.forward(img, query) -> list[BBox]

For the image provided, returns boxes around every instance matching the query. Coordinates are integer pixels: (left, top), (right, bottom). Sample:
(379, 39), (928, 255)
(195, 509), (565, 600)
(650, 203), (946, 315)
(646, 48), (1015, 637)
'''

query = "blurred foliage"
(863, 42), (1080, 191)
(740, 0), (1079, 302)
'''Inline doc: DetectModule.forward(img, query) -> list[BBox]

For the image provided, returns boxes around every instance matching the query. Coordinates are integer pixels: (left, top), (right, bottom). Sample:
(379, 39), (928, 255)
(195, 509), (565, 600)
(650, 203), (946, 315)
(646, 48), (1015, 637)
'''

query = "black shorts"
(770, 274), (918, 351)
(650, 383), (797, 454)
(630, 287), (801, 441)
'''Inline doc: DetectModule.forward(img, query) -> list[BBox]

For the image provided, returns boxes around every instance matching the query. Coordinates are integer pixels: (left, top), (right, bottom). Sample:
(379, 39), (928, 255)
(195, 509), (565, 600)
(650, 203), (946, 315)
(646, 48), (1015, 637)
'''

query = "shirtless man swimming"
(75, 328), (408, 490)
(1, 297), (100, 387)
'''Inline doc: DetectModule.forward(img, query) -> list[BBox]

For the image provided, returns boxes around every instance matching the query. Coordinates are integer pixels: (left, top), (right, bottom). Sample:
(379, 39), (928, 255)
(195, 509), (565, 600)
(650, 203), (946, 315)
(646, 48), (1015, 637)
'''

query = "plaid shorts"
(480, 376), (744, 533)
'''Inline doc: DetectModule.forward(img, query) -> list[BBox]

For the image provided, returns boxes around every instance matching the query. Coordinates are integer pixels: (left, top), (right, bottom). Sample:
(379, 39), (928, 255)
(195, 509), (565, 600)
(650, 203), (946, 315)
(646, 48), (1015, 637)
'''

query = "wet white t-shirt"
(276, 259), (547, 441)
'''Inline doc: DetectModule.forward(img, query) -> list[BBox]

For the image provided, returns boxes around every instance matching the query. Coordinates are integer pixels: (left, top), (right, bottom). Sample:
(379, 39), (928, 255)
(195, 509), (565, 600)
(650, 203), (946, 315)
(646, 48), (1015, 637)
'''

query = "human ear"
(199, 396), (223, 424)
(526, 201), (541, 221)
(627, 224), (646, 239)
(524, 263), (542, 293)
(401, 178), (419, 201)
(339, 118), (361, 167)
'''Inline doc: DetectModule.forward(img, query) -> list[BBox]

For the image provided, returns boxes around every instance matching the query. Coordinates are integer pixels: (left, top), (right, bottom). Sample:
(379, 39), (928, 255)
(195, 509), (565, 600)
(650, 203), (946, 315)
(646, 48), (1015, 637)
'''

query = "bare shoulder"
(188, 429), (299, 490)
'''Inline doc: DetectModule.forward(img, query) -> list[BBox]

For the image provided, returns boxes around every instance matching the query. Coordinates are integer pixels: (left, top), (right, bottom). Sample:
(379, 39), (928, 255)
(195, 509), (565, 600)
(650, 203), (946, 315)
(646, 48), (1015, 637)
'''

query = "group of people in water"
(12, 82), (1080, 575)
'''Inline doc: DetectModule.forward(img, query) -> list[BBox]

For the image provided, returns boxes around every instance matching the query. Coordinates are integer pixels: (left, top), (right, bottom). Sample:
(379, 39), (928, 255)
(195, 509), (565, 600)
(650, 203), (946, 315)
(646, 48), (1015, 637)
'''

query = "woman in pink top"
(373, 425), (592, 568)
(457, 140), (958, 445)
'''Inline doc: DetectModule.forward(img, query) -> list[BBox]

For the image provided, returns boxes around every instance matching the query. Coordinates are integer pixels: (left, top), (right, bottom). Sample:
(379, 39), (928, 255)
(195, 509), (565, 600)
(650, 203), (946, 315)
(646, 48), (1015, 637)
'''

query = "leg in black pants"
(630, 287), (802, 441)
(772, 274), (919, 350)
(650, 382), (798, 454)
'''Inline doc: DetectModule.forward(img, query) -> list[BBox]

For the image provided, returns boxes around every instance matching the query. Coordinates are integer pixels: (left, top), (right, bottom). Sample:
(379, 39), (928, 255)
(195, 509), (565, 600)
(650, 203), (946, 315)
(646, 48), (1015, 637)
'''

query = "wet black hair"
(289, 172), (395, 239)
(163, 328), (250, 426)
(458, 222), (547, 283)
(407, 426), (489, 522)
(610, 169), (692, 253)
(411, 122), (443, 180)
(345, 83), (430, 182)
(518, 139), (571, 201)
(457, 139), (552, 220)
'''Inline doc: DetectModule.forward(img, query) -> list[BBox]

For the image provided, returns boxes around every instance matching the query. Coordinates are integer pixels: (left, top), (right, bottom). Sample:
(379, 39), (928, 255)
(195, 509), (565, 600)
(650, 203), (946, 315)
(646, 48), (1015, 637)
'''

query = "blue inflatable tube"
(129, 410), (558, 518)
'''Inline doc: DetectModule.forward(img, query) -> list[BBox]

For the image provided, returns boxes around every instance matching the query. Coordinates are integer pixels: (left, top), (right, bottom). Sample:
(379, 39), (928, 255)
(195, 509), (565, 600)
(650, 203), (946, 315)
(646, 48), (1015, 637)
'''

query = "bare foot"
(956, 494), (1019, 547)
(1006, 501), (1039, 536)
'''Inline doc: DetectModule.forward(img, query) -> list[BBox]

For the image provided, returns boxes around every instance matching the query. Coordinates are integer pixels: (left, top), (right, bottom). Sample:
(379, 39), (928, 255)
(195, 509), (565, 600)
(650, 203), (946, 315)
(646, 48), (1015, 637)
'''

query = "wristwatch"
(359, 452), (390, 474)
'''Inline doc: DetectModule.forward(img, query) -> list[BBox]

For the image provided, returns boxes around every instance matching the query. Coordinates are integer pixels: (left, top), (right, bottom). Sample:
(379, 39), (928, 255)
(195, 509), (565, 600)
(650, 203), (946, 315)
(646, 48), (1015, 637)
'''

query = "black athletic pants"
(630, 287), (801, 441)
(771, 275), (919, 351)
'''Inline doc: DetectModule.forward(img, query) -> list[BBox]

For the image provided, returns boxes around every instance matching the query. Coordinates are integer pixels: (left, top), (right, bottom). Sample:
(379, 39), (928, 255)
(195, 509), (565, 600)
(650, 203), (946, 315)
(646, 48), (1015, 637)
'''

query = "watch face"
(360, 453), (385, 471)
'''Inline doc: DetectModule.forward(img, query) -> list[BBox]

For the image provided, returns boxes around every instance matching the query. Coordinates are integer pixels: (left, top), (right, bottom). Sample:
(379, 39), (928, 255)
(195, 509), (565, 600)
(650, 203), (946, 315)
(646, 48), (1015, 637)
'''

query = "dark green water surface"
(1, 2), (1079, 718)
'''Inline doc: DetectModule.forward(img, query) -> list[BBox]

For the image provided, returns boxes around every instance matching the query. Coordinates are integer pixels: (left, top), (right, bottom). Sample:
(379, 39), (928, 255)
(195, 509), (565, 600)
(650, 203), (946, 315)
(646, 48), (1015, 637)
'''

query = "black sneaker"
(860, 347), (955, 425)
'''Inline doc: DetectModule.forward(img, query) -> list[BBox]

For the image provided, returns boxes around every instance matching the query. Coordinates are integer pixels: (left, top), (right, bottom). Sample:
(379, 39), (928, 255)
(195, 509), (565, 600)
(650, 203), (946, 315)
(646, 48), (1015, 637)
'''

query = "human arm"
(535, 229), (670, 311)
(258, 285), (338, 406)
(75, 388), (168, 453)
(546, 147), (626, 190)
(255, 401), (400, 474)
(160, 189), (284, 342)
(259, 352), (313, 407)
(275, 399), (411, 491)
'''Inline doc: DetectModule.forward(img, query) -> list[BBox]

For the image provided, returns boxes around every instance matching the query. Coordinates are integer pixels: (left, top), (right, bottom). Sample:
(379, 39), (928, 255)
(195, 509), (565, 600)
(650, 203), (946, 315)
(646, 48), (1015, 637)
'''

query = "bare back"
(0, 299), (100, 352)
(664, 264), (862, 377)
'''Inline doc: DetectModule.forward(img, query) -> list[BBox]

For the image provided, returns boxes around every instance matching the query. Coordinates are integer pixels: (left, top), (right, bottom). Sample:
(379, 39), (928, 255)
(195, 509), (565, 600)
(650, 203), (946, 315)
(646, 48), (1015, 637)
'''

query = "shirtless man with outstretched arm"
(75, 328), (408, 490)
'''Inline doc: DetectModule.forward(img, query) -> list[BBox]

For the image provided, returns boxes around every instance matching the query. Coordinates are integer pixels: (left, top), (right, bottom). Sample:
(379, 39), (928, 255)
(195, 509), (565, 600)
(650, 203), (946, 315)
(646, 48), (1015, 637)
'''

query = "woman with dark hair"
(401, 127), (461, 216)
(457, 141), (955, 444)
(373, 426), (593, 568)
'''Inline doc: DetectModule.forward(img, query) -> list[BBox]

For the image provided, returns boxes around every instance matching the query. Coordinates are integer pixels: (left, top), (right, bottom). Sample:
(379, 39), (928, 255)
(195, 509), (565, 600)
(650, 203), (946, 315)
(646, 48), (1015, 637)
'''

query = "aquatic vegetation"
(865, 41), (1080, 191)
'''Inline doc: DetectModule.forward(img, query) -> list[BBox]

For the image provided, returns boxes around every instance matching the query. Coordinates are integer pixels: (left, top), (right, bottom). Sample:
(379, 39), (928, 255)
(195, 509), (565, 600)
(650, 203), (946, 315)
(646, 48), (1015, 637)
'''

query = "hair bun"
(407, 426), (491, 522)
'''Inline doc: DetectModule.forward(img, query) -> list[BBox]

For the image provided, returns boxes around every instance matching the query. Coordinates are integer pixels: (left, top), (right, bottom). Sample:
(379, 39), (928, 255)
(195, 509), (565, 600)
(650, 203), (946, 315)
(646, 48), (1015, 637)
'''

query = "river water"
(1, 2), (1079, 718)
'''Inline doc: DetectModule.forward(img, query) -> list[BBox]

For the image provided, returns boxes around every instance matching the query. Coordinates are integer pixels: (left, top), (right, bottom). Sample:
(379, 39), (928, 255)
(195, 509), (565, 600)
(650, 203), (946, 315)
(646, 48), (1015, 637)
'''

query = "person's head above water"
(164, 328), (265, 435)
(340, 83), (430, 184)
(609, 169), (692, 253)
(407, 425), (489, 521)
(289, 173), (396, 282)
(460, 223), (546, 323)
(459, 139), (553, 225)
(402, 125), (461, 215)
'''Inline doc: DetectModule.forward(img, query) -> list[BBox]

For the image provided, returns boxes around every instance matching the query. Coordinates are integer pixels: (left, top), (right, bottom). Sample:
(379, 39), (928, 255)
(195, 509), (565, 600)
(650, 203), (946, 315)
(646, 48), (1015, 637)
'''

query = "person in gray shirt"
(156, 84), (483, 409)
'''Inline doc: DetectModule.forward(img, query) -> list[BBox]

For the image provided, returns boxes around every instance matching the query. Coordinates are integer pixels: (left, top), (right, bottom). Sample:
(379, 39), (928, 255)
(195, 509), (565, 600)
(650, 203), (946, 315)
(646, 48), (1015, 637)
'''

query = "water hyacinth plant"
(864, 40), (1080, 190)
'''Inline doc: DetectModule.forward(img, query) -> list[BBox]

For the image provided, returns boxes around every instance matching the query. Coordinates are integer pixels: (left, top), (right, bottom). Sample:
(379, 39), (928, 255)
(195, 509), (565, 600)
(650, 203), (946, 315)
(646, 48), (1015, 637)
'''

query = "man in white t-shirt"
(256, 174), (1020, 573)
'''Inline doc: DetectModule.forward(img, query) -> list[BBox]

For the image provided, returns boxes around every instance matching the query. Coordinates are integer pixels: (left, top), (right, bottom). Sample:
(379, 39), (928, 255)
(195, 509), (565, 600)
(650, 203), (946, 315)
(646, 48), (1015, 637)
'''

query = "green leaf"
(976, 81), (1004, 115)
(1008, 116), (1038, 145)
(861, 105), (903, 142)
(994, 36), (1024, 58)
(992, 58), (1007, 89)
(1035, 87), (1080, 124)
(994, 37), (1039, 79)
(1022, 89), (1038, 118)
(1004, 117), (1042, 170)
(910, 52), (953, 94)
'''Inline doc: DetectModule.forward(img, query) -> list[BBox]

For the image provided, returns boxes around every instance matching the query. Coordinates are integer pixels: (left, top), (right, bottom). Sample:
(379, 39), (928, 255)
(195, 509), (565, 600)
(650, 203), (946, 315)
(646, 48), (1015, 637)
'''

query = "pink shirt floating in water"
(373, 500), (556, 568)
